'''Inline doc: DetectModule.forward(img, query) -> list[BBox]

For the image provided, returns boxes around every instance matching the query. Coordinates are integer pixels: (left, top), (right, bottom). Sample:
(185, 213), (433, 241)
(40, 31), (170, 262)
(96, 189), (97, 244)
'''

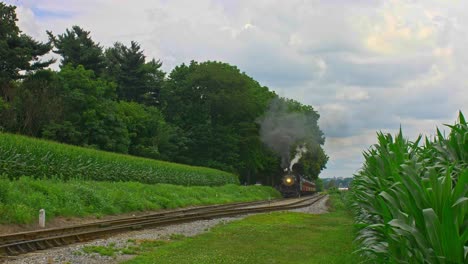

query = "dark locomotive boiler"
(279, 171), (315, 198)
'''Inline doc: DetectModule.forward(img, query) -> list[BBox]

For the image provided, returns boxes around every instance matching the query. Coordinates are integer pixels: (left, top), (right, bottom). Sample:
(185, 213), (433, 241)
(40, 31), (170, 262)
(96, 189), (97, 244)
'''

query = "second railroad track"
(0, 194), (326, 259)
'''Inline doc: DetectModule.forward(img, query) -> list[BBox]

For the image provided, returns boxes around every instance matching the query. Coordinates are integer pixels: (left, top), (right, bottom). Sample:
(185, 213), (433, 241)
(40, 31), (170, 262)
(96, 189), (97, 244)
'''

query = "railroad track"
(0, 194), (326, 259)
(0, 198), (280, 247)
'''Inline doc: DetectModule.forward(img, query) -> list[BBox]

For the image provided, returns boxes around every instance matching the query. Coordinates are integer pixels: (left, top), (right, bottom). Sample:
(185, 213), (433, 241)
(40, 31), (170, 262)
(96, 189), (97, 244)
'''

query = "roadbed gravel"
(4, 195), (328, 264)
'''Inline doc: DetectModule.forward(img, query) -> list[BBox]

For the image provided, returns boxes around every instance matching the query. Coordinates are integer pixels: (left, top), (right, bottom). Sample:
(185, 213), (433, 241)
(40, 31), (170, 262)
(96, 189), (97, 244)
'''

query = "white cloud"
(15, 6), (41, 38)
(336, 87), (370, 101)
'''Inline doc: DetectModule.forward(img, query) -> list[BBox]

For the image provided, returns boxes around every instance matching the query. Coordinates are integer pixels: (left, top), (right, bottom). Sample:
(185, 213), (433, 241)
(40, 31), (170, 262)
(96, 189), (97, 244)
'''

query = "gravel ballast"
(5, 195), (329, 264)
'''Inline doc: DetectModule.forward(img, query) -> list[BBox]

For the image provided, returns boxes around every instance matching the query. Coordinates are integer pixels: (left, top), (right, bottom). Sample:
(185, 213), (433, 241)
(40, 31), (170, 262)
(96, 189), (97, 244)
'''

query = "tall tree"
(161, 61), (277, 176)
(258, 96), (328, 182)
(8, 70), (63, 136)
(104, 41), (165, 104)
(47, 26), (105, 75)
(41, 65), (130, 152)
(0, 3), (54, 101)
(284, 98), (328, 180)
(292, 142), (328, 181)
(116, 101), (183, 160)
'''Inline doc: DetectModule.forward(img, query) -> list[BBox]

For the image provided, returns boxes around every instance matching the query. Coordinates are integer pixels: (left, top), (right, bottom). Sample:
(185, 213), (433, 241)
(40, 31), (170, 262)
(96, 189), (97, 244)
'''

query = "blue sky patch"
(31, 7), (74, 19)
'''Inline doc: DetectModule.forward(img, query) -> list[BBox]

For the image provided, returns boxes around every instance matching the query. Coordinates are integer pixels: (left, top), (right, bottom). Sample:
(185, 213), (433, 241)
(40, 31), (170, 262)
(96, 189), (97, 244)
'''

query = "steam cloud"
(289, 145), (307, 171)
(257, 98), (319, 170)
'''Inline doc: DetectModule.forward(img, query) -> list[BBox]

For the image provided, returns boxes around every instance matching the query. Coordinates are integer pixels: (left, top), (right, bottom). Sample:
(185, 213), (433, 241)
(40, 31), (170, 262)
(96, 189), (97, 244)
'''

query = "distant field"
(0, 133), (238, 186)
(0, 177), (280, 224)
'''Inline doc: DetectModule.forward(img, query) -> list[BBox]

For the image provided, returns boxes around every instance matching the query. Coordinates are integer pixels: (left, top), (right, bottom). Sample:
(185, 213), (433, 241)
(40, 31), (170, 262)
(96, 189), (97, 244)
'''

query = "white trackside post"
(39, 209), (46, 228)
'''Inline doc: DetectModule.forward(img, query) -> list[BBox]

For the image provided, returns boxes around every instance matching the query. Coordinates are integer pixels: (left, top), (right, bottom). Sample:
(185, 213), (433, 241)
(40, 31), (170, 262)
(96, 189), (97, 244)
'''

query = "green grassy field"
(0, 177), (280, 224)
(0, 133), (238, 186)
(122, 194), (358, 264)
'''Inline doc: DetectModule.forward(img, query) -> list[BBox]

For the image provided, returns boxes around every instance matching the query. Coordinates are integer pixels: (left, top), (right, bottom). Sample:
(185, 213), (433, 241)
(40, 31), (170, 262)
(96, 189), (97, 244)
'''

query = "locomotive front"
(279, 172), (316, 198)
(279, 173), (301, 197)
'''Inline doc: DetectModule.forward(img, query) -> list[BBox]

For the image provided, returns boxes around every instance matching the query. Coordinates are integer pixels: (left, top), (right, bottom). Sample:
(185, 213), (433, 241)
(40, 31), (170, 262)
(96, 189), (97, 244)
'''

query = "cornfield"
(351, 112), (467, 263)
(0, 133), (239, 186)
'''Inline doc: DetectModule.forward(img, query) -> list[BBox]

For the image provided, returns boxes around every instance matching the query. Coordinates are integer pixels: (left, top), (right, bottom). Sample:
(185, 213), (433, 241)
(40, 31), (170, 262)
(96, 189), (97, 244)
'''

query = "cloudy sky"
(7, 0), (468, 178)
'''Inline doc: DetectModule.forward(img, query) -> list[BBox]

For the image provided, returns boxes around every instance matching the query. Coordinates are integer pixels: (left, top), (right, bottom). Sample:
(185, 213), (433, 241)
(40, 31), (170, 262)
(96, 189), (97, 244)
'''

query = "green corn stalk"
(0, 133), (239, 186)
(351, 112), (467, 263)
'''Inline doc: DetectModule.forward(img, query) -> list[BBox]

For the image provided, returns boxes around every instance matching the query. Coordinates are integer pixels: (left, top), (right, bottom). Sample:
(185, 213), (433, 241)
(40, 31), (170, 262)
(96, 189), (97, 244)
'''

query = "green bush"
(0, 133), (238, 186)
(351, 112), (467, 263)
(0, 177), (280, 224)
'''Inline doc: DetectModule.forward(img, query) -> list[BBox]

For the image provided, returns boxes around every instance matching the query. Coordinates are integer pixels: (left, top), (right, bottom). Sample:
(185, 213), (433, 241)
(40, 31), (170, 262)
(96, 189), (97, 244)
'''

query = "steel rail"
(0, 194), (325, 258)
(0, 198), (282, 246)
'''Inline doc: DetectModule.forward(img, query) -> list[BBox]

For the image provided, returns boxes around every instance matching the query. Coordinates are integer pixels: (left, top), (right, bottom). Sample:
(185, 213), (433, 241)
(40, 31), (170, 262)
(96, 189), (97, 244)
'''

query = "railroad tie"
(35, 241), (47, 250)
(24, 242), (36, 251)
(5, 246), (19, 256)
(44, 240), (55, 248)
(51, 239), (62, 247)
(14, 244), (28, 254)
(75, 235), (84, 242)
(59, 237), (68, 245)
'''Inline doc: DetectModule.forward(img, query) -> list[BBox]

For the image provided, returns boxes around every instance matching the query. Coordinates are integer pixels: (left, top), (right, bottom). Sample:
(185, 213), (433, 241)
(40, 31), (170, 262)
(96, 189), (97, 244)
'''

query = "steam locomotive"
(279, 172), (315, 198)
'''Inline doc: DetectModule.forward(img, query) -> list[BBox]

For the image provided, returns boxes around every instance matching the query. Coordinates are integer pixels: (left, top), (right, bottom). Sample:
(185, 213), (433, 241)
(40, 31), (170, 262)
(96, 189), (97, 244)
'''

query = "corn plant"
(0, 133), (239, 186)
(351, 112), (467, 263)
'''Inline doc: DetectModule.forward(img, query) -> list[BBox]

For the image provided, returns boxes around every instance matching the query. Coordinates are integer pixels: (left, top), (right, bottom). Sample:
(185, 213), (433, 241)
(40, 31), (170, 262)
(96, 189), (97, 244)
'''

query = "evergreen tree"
(104, 41), (165, 104)
(9, 70), (63, 136)
(0, 3), (54, 101)
(47, 26), (105, 75)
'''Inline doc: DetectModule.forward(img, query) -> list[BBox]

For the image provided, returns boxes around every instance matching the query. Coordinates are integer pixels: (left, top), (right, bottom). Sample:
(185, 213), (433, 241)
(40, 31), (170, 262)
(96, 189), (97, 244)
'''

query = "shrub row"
(351, 112), (467, 263)
(0, 133), (239, 186)
(0, 177), (280, 224)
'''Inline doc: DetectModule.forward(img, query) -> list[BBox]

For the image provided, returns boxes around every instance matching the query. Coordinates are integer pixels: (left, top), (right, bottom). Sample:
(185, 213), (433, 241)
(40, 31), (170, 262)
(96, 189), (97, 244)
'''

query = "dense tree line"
(0, 3), (328, 184)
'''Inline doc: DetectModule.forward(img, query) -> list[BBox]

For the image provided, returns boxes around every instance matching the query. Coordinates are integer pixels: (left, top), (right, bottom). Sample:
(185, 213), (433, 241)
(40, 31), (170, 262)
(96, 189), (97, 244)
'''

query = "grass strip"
(0, 177), (280, 224)
(124, 193), (359, 264)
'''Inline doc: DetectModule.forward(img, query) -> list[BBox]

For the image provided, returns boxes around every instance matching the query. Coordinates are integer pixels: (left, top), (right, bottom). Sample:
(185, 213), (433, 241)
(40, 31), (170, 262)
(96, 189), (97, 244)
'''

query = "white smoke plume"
(289, 145), (307, 171)
(257, 98), (321, 169)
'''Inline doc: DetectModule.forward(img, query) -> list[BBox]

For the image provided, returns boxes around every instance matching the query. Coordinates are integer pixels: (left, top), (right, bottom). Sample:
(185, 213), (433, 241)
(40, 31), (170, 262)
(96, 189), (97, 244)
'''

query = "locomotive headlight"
(283, 175), (295, 186)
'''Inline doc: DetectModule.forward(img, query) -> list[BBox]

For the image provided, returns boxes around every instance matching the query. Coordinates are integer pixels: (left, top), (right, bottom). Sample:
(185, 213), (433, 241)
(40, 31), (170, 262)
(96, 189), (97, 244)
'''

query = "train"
(278, 171), (316, 198)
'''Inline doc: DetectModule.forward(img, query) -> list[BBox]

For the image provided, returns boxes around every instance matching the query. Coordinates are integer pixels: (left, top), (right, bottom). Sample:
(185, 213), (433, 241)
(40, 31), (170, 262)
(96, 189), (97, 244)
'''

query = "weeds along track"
(0, 195), (325, 258)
